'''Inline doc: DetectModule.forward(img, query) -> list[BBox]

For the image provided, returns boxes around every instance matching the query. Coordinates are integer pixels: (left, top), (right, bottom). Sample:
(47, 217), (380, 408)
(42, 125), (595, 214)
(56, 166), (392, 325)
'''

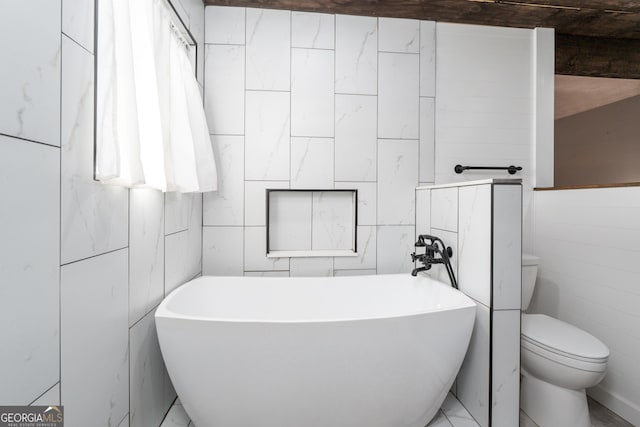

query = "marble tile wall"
(415, 182), (522, 427)
(0, 1), (205, 426)
(203, 7), (437, 276)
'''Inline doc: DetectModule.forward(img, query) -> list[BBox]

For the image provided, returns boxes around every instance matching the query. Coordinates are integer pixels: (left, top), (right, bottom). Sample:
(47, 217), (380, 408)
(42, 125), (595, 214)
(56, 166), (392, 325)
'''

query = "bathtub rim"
(155, 274), (476, 325)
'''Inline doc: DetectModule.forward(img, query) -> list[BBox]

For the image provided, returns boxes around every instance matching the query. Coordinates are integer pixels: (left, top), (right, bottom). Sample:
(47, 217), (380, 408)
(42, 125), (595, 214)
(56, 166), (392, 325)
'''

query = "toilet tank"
(522, 254), (539, 311)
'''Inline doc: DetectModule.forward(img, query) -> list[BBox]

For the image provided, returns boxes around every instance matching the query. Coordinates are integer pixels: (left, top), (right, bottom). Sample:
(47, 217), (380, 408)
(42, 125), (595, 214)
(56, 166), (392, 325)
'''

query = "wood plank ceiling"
(204, 0), (640, 78)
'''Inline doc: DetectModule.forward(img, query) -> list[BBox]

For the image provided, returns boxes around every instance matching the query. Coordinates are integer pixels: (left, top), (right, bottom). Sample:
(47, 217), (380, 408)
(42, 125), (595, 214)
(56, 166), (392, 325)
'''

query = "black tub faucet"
(410, 234), (458, 289)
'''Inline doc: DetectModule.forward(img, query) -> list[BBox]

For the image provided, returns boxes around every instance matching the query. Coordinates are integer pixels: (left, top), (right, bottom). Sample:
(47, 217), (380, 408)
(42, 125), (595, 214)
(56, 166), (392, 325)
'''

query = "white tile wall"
(0, 0), (61, 146)
(290, 257), (334, 277)
(203, 135), (244, 225)
(291, 48), (334, 137)
(245, 90), (290, 180)
(378, 53), (419, 139)
(1, 1), (204, 424)
(335, 94), (377, 182)
(335, 181), (377, 226)
(415, 188), (431, 236)
(292, 12), (335, 49)
(129, 189), (165, 326)
(335, 15), (378, 95)
(378, 139), (419, 225)
(269, 191), (313, 251)
(202, 227), (244, 276)
(431, 187), (458, 232)
(458, 185), (491, 306)
(245, 8), (290, 90)
(420, 21), (436, 97)
(244, 227), (289, 271)
(130, 311), (172, 427)
(456, 302), (490, 427)
(312, 191), (355, 250)
(205, 6), (245, 44)
(165, 230), (192, 295)
(203, 7), (508, 278)
(244, 180), (289, 226)
(204, 45), (245, 135)
(333, 226), (377, 270)
(61, 249), (129, 427)
(493, 184), (522, 310)
(420, 97), (436, 182)
(491, 309), (521, 427)
(0, 136), (60, 404)
(290, 137), (334, 188)
(61, 35), (129, 265)
(378, 18), (420, 53)
(63, 0), (94, 52)
(377, 226), (415, 274)
(31, 384), (60, 406)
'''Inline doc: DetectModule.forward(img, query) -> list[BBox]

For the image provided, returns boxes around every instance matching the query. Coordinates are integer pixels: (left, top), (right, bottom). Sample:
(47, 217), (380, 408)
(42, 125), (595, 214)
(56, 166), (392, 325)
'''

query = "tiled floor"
(519, 397), (634, 427)
(160, 393), (480, 427)
(161, 395), (634, 427)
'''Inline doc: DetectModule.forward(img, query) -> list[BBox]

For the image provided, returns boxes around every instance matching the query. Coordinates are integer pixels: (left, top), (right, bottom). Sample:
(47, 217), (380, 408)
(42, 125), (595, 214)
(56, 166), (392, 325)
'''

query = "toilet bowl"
(520, 255), (609, 427)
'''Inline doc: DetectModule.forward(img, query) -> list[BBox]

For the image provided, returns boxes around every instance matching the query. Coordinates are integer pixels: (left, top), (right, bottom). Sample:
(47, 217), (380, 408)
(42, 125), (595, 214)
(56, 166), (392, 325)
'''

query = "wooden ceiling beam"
(556, 34), (640, 79)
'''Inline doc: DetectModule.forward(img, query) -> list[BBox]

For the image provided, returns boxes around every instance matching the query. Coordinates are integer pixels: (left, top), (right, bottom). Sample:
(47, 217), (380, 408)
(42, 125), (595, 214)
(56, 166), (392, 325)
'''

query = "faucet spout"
(410, 234), (458, 289)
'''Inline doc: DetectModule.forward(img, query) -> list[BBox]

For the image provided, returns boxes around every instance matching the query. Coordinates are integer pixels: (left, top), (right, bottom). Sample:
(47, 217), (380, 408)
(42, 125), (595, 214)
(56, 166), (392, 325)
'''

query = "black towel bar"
(454, 164), (522, 175)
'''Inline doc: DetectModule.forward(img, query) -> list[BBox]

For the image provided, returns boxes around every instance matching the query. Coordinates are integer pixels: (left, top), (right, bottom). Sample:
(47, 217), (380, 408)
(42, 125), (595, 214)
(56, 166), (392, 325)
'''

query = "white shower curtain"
(96, 0), (217, 193)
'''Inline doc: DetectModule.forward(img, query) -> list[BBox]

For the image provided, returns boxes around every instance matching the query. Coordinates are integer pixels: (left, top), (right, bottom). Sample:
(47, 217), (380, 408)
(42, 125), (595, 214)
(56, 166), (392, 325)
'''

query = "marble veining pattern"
(129, 188), (165, 327)
(244, 226), (290, 271)
(202, 227), (244, 276)
(377, 139), (419, 225)
(431, 187), (458, 232)
(378, 52), (420, 139)
(292, 11), (335, 49)
(335, 181), (377, 226)
(245, 90), (291, 181)
(61, 35), (128, 265)
(245, 8), (290, 91)
(61, 249), (129, 427)
(335, 94), (377, 182)
(269, 191), (313, 251)
(244, 180), (289, 226)
(335, 14), (378, 95)
(420, 21), (436, 97)
(63, 0), (94, 52)
(203, 135), (244, 226)
(204, 45), (245, 135)
(311, 191), (354, 250)
(290, 137), (334, 189)
(457, 185), (491, 307)
(378, 17), (420, 53)
(0, 0), (61, 146)
(205, 6), (245, 44)
(376, 225), (415, 274)
(0, 136), (60, 404)
(291, 48), (334, 137)
(130, 311), (173, 427)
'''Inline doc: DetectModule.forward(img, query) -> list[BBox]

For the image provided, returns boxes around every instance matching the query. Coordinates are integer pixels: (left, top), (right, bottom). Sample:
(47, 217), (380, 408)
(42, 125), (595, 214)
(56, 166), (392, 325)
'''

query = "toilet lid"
(521, 314), (609, 362)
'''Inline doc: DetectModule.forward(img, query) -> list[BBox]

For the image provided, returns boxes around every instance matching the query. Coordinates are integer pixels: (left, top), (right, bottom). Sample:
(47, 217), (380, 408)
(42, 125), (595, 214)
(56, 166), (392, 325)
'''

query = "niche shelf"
(266, 189), (358, 258)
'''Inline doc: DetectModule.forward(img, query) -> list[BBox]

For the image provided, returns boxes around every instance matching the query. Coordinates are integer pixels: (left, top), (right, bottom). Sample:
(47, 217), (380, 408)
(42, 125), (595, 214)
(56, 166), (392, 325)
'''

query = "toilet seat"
(521, 314), (609, 372)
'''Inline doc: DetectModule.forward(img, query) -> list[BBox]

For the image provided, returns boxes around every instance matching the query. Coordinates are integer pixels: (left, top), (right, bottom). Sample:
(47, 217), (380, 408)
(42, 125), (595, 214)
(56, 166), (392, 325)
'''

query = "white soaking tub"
(155, 273), (475, 427)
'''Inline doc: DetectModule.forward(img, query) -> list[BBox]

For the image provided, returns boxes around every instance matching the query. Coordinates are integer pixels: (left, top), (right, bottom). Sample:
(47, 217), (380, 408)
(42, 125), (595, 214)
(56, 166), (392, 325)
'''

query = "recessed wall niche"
(266, 189), (358, 258)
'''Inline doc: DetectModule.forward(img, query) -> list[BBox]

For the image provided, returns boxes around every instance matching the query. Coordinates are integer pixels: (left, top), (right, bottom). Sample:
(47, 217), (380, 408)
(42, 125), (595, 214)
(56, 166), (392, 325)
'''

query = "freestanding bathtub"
(155, 273), (476, 427)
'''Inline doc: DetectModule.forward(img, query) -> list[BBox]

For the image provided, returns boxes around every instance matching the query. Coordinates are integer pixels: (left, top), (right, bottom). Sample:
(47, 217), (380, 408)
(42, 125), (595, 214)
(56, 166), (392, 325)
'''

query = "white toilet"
(520, 254), (610, 427)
